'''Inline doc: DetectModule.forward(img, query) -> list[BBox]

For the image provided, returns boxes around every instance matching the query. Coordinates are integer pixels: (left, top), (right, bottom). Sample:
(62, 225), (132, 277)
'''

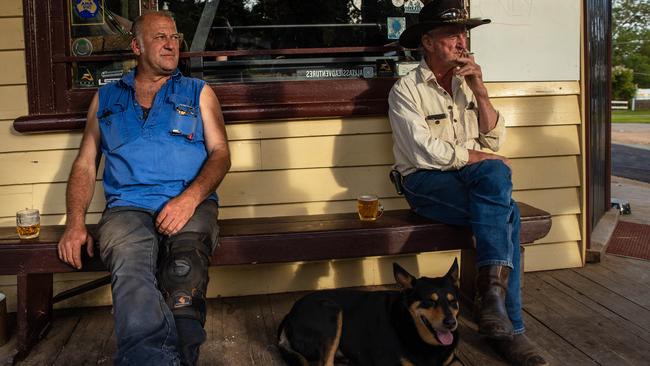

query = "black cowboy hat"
(399, 0), (491, 48)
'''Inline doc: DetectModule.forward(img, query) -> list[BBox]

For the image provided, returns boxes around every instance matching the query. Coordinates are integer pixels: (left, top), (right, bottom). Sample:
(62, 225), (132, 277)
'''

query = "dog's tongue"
(436, 329), (454, 345)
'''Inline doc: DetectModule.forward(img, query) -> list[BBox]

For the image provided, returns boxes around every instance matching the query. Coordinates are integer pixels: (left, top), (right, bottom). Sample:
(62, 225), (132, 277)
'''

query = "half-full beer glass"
(357, 195), (384, 221)
(16, 208), (40, 239)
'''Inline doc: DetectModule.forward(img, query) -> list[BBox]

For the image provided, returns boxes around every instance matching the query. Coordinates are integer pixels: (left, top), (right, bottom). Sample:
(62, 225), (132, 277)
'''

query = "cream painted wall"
(0, 0), (585, 312)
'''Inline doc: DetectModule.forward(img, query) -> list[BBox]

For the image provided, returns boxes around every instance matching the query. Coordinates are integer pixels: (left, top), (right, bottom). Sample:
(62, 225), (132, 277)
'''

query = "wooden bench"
(0, 203), (551, 357)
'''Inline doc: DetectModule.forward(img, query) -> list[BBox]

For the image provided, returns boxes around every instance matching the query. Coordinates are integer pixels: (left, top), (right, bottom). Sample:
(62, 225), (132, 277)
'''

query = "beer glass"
(357, 195), (384, 221)
(16, 208), (40, 239)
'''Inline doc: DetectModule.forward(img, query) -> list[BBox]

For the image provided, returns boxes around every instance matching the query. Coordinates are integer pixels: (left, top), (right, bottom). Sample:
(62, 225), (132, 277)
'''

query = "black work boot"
(476, 265), (514, 339)
(490, 334), (550, 366)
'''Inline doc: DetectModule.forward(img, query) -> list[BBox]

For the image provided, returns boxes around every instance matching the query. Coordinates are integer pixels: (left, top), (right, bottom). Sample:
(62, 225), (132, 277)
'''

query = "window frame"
(15, 0), (398, 132)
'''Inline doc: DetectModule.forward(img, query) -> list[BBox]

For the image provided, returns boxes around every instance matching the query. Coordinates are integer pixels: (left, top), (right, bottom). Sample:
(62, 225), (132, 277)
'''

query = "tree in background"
(613, 0), (650, 91)
(612, 66), (637, 101)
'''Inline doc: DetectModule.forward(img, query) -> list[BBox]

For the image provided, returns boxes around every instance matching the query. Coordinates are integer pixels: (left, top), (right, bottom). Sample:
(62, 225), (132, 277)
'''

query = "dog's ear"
(445, 258), (460, 288)
(393, 263), (416, 289)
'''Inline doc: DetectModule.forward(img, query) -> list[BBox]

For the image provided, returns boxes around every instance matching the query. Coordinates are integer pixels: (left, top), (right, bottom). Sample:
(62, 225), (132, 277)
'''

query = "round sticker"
(74, 0), (100, 19)
(392, 0), (405, 7)
(72, 38), (93, 56)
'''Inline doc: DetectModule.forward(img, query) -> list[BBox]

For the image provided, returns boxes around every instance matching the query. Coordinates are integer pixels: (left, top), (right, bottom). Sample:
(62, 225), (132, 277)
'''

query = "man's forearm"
(182, 149), (231, 206)
(66, 161), (96, 227)
(475, 94), (498, 134)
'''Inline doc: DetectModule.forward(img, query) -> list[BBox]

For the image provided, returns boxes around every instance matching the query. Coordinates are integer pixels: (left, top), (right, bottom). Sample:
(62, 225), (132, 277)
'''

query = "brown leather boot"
(490, 334), (550, 366)
(476, 265), (514, 339)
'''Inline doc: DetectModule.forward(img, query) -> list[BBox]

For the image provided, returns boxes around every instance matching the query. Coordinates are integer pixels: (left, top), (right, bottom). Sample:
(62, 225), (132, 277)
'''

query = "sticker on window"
(404, 0), (424, 14)
(71, 0), (105, 26)
(387, 17), (406, 40)
(72, 38), (93, 56)
(298, 67), (375, 79)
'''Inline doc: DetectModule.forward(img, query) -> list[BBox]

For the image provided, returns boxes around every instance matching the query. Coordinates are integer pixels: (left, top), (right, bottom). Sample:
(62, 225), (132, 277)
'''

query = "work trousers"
(97, 200), (219, 366)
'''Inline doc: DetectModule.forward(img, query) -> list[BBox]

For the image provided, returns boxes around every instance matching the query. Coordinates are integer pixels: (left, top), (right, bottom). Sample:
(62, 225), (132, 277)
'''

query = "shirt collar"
(417, 58), (464, 91)
(418, 59), (436, 83)
(119, 68), (182, 89)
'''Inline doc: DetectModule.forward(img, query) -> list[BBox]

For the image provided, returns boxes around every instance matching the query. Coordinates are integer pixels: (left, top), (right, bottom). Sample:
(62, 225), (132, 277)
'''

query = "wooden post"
(459, 248), (477, 306)
(16, 273), (53, 357)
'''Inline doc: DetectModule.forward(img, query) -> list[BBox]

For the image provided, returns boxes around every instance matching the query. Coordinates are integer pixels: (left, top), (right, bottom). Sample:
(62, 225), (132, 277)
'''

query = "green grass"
(612, 110), (650, 123)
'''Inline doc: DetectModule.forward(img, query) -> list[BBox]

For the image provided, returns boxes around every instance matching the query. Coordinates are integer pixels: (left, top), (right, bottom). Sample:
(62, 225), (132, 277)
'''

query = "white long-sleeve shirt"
(388, 60), (506, 175)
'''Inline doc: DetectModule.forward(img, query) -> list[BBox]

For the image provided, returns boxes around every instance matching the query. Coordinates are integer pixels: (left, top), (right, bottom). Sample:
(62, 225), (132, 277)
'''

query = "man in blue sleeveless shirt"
(57, 11), (231, 366)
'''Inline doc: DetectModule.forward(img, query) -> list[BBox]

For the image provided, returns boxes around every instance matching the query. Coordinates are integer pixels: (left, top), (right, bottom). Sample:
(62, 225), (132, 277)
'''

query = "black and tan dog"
(277, 259), (461, 366)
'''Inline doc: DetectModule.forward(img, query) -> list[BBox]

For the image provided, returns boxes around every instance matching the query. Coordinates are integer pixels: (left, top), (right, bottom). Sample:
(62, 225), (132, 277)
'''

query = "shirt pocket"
(167, 94), (201, 143)
(425, 113), (454, 141)
(98, 107), (133, 152)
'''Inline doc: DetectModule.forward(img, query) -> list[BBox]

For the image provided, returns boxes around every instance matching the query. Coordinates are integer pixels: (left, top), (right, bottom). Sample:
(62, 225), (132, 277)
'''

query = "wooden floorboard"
(599, 255), (650, 284)
(3, 254), (650, 366)
(532, 271), (650, 343)
(524, 272), (650, 365)
(14, 309), (82, 366)
(198, 297), (224, 366)
(574, 261), (650, 309)
(518, 311), (597, 366)
(52, 307), (113, 366)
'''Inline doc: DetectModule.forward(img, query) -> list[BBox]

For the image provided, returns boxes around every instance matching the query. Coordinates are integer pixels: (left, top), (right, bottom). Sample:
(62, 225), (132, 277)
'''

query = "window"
(16, 0), (426, 132)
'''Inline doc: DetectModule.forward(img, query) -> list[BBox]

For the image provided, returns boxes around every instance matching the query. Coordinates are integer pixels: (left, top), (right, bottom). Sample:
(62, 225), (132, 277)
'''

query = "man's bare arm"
(58, 93), (101, 269)
(156, 85), (231, 235)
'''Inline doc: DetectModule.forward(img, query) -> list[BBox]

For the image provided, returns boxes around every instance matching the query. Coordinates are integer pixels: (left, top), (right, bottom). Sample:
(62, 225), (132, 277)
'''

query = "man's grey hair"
(131, 10), (175, 41)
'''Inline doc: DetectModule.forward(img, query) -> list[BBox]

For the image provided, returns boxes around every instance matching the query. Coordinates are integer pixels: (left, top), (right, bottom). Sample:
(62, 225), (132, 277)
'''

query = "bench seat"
(0, 202), (551, 357)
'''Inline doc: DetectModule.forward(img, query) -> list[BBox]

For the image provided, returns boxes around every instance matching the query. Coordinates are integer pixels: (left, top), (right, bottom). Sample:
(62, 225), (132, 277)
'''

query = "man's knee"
(473, 160), (512, 188)
(476, 159), (510, 175)
(157, 232), (212, 326)
(98, 212), (159, 273)
(98, 210), (156, 255)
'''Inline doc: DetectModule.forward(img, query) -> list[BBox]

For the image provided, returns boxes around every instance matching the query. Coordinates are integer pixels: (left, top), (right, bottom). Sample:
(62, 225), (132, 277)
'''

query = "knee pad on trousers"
(157, 232), (212, 326)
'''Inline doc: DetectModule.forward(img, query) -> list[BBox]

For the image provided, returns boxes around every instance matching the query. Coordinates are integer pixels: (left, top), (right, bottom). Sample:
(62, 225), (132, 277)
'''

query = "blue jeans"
(97, 200), (219, 365)
(402, 160), (524, 333)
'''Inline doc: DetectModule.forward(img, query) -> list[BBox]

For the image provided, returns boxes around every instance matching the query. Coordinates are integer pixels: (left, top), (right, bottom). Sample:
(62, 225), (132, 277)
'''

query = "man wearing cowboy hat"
(388, 1), (547, 365)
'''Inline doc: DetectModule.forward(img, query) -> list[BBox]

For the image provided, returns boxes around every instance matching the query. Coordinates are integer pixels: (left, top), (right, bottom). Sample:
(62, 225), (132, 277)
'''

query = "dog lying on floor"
(277, 259), (461, 366)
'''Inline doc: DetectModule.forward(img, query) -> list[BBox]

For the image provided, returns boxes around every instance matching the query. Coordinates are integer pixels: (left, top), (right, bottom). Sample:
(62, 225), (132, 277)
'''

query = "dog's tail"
(277, 315), (310, 366)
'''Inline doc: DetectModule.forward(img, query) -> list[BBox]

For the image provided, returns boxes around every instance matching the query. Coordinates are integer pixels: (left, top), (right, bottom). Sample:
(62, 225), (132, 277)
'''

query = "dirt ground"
(611, 123), (650, 147)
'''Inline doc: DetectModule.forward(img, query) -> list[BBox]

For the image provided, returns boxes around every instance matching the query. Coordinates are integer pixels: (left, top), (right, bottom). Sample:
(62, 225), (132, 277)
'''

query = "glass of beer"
(16, 208), (40, 239)
(357, 195), (384, 221)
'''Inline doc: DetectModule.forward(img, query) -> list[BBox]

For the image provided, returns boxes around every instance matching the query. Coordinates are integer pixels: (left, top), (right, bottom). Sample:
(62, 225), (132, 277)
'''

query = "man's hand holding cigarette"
(454, 49), (488, 98)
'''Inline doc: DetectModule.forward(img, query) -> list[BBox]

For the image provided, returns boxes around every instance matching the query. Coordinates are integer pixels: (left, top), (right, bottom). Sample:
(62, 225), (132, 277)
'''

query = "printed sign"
(78, 67), (95, 88)
(397, 61), (420, 76)
(98, 69), (125, 85)
(297, 67), (375, 79)
(376, 59), (397, 77)
(387, 17), (406, 40)
(71, 0), (105, 26)
(404, 0), (423, 14)
(73, 61), (135, 89)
